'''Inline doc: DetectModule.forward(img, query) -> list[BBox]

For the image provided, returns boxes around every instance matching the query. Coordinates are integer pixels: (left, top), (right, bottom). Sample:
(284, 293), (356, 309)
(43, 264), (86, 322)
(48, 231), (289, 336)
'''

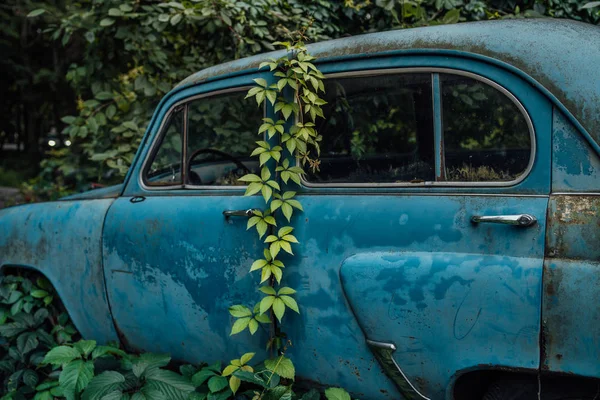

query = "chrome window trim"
(139, 86), (261, 192)
(300, 67), (536, 189)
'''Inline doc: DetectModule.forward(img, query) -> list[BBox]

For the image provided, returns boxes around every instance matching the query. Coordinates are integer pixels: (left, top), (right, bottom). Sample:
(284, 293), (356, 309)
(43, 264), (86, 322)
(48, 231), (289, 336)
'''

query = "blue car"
(2, 19), (600, 400)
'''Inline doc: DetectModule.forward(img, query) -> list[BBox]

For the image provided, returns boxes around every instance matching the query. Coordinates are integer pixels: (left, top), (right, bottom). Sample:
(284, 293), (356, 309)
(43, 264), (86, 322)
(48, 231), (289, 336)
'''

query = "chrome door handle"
(471, 214), (537, 227)
(223, 209), (258, 218)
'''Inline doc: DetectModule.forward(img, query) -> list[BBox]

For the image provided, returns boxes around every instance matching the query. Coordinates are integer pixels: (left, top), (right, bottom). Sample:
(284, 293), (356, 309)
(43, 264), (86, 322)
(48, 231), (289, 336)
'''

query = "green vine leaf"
(251, 141), (283, 166)
(245, 78), (278, 106)
(228, 303), (270, 336)
(247, 209), (276, 239)
(239, 167), (280, 202)
(325, 388), (352, 400)
(258, 118), (285, 139)
(250, 249), (286, 284)
(264, 227), (299, 257)
(264, 356), (295, 380)
(275, 159), (305, 185)
(271, 191), (304, 221)
(274, 69), (299, 91)
(259, 286), (299, 322)
(222, 353), (254, 394)
(274, 101), (300, 120)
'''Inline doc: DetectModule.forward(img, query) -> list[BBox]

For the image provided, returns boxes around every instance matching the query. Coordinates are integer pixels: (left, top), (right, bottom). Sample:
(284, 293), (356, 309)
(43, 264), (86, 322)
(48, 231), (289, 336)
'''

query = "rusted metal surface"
(0, 200), (119, 342)
(542, 194), (600, 377)
(545, 195), (600, 261)
(552, 109), (600, 192)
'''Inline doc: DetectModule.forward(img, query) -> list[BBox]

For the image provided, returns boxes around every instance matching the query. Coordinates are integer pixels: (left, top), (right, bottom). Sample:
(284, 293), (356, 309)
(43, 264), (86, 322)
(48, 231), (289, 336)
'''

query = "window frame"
(140, 86), (263, 191)
(300, 67), (535, 188)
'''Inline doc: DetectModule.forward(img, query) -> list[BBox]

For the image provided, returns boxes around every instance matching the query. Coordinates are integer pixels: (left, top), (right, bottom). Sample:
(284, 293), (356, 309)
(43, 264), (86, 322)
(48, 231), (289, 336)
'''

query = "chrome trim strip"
(139, 86), (256, 192)
(366, 339), (431, 400)
(301, 67), (536, 189)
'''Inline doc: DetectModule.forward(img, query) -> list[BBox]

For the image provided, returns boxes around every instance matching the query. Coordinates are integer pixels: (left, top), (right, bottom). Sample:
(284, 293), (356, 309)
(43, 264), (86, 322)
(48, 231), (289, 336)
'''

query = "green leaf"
(280, 296), (299, 313)
(229, 375), (241, 394)
(282, 203), (293, 222)
(81, 371), (125, 400)
(27, 9), (46, 17)
(43, 346), (81, 365)
(74, 340), (97, 357)
(23, 369), (38, 388)
(245, 182), (263, 196)
(95, 92), (113, 100)
(238, 174), (261, 182)
(228, 305), (252, 318)
(232, 370), (266, 388)
(170, 13), (183, 25)
(259, 286), (276, 295)
(259, 296), (275, 315)
(61, 116), (77, 124)
(248, 318), (258, 334)
(221, 365), (238, 377)
(272, 298), (285, 322)
(325, 388), (351, 400)
(264, 356), (295, 380)
(132, 353), (170, 378)
(582, 1), (600, 8)
(91, 345), (127, 360)
(59, 359), (94, 393)
(191, 368), (216, 386)
(278, 226), (293, 237)
(100, 18), (115, 26)
(277, 287), (296, 295)
(250, 259), (268, 272)
(145, 368), (195, 396)
(253, 78), (268, 88)
(301, 389), (321, 400)
(17, 332), (39, 354)
(207, 375), (228, 393)
(240, 352), (254, 365)
(269, 241), (281, 258)
(230, 317), (250, 335)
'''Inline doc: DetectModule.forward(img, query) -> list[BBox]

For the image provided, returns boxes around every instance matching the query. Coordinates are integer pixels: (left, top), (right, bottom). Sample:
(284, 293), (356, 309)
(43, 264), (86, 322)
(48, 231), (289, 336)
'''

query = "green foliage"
(0, 272), (77, 399)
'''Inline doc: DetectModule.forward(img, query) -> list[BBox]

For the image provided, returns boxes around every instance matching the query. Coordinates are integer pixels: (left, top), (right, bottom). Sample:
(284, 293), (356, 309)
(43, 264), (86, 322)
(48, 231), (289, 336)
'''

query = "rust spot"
(556, 354), (563, 360)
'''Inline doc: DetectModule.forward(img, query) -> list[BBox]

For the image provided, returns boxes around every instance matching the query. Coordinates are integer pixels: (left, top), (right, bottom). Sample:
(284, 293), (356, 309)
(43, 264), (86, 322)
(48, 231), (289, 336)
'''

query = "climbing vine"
(226, 30), (327, 393)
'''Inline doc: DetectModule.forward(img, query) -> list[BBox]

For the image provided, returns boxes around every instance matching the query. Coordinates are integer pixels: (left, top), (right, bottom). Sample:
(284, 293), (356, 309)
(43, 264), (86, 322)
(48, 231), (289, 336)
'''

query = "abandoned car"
(1, 18), (600, 400)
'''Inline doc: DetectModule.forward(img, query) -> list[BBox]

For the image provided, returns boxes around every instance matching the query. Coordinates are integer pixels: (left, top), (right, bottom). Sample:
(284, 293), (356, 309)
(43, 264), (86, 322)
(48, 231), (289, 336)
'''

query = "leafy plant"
(0, 272), (77, 399)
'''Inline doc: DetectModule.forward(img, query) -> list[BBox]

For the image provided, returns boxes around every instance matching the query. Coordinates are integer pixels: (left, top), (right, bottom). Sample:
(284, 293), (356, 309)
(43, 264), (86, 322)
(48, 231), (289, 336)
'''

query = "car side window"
(306, 73), (435, 184)
(440, 74), (531, 182)
(186, 91), (262, 186)
(146, 107), (184, 186)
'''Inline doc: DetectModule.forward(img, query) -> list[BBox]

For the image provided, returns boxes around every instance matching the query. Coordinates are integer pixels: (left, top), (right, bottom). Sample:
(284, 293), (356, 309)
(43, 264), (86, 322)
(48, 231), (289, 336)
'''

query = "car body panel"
(291, 194), (548, 399)
(61, 184), (124, 201)
(542, 194), (600, 376)
(0, 200), (118, 342)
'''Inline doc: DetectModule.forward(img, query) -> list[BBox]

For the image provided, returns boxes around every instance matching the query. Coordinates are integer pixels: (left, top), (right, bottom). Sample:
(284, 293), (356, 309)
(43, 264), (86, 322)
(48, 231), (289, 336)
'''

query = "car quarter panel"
(0, 200), (118, 342)
(542, 108), (600, 376)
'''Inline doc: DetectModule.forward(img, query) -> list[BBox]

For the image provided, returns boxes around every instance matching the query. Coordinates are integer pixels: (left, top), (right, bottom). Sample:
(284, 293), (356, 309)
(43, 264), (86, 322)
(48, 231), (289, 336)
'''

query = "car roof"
(176, 19), (600, 149)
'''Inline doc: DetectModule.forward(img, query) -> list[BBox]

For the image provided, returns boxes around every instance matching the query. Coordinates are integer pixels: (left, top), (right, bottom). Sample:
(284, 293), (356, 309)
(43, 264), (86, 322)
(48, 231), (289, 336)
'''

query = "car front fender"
(0, 200), (118, 343)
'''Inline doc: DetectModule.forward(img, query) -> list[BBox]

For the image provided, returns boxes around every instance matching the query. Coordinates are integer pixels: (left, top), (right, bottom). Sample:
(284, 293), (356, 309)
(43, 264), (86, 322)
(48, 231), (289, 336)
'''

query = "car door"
(283, 63), (552, 399)
(102, 83), (270, 363)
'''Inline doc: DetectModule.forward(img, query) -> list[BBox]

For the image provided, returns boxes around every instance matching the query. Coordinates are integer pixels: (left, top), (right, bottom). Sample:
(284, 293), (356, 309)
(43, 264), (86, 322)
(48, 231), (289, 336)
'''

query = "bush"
(0, 271), (351, 400)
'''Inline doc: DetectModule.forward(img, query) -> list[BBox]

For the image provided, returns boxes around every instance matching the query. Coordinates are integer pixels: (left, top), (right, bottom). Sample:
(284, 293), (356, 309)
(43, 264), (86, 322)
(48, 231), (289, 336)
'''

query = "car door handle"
(471, 214), (537, 227)
(223, 209), (258, 218)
